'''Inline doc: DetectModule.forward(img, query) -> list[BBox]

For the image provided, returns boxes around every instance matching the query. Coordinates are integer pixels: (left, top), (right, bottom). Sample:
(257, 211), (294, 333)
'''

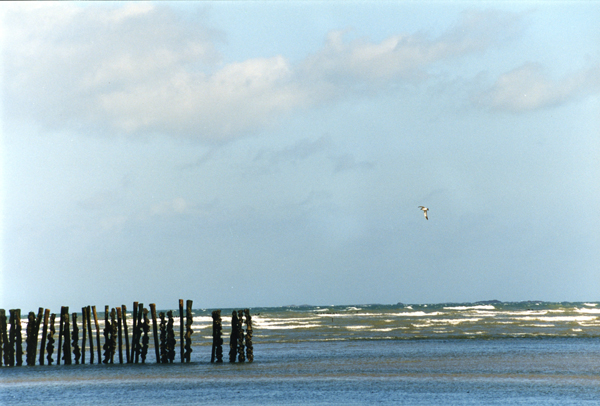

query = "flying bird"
(418, 206), (429, 220)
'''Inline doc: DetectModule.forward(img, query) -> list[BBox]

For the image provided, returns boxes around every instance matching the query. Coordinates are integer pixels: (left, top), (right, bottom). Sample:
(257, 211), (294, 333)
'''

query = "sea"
(2, 301), (600, 405)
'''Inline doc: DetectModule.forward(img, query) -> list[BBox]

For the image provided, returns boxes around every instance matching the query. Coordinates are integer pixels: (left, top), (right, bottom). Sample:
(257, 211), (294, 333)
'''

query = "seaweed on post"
(26, 312), (36, 366)
(46, 313), (56, 365)
(141, 308), (149, 363)
(184, 300), (193, 363)
(244, 309), (253, 362)
(166, 310), (176, 363)
(159, 311), (168, 363)
(72, 312), (80, 365)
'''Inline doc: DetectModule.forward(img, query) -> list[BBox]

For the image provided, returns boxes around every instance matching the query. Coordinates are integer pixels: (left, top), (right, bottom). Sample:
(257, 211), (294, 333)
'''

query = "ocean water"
(2, 302), (600, 405)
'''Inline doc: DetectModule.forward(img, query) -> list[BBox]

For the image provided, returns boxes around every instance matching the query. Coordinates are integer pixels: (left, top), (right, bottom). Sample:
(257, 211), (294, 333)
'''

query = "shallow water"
(2, 302), (600, 405)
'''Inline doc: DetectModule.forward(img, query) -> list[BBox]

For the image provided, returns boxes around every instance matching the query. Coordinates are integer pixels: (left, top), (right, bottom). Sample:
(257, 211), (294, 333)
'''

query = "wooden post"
(237, 310), (245, 363)
(159, 311), (167, 363)
(14, 309), (23, 366)
(81, 308), (87, 364)
(31, 308), (43, 365)
(110, 308), (117, 364)
(46, 313), (56, 365)
(26, 312), (36, 366)
(150, 304), (160, 363)
(244, 309), (253, 362)
(86, 307), (94, 364)
(134, 303), (143, 363)
(141, 307), (149, 363)
(166, 310), (176, 363)
(184, 300), (193, 363)
(0, 309), (8, 366)
(132, 302), (139, 363)
(121, 304), (130, 363)
(102, 306), (109, 364)
(116, 307), (123, 364)
(62, 307), (72, 365)
(72, 313), (80, 364)
(57, 308), (64, 366)
(229, 310), (238, 363)
(179, 299), (184, 363)
(92, 306), (101, 364)
(38, 309), (50, 366)
(211, 310), (223, 363)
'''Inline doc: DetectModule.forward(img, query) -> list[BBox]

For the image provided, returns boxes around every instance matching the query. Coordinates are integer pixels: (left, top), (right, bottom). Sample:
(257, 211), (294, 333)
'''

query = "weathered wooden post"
(134, 303), (143, 363)
(0, 309), (7, 366)
(211, 310), (223, 363)
(14, 309), (23, 366)
(26, 312), (36, 366)
(116, 307), (123, 364)
(237, 310), (245, 363)
(46, 313), (56, 365)
(179, 299), (184, 363)
(80, 307), (87, 364)
(159, 311), (167, 363)
(244, 309), (253, 362)
(102, 306), (112, 364)
(167, 310), (176, 363)
(150, 304), (160, 363)
(57, 308), (64, 365)
(72, 313), (80, 364)
(131, 302), (139, 363)
(184, 300), (193, 363)
(229, 310), (238, 363)
(121, 304), (130, 363)
(110, 308), (117, 364)
(86, 306), (94, 364)
(30, 308), (43, 365)
(62, 307), (72, 365)
(141, 308), (149, 363)
(39, 309), (50, 366)
(92, 306), (101, 364)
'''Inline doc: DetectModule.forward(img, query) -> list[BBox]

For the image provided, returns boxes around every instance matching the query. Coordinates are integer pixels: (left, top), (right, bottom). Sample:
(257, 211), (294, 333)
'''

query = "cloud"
(254, 136), (332, 165)
(150, 197), (191, 216)
(478, 63), (600, 112)
(3, 4), (524, 141)
(331, 154), (375, 173)
(300, 10), (523, 88)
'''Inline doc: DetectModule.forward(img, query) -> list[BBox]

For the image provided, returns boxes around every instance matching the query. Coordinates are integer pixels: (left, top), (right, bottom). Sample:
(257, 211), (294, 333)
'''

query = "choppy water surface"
(2, 302), (600, 405)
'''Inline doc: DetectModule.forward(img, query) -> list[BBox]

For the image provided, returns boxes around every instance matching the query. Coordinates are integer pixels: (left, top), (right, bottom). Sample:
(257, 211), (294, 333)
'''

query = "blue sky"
(1, 1), (599, 311)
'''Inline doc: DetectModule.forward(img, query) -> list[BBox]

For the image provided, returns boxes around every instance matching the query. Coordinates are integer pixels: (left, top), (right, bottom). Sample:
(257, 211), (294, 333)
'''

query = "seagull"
(418, 206), (429, 220)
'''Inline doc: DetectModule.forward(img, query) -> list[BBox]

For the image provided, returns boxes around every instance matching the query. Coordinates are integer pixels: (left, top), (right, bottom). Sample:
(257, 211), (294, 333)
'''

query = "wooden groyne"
(0, 301), (254, 367)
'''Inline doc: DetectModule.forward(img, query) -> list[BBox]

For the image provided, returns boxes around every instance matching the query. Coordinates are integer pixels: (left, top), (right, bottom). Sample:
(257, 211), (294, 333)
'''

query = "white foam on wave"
(393, 311), (442, 317)
(494, 310), (549, 316)
(575, 307), (600, 314)
(315, 312), (378, 318)
(431, 318), (482, 325)
(515, 315), (596, 323)
(584, 303), (598, 307)
(255, 323), (322, 330)
(444, 305), (495, 311)
(371, 327), (397, 332)
(346, 325), (369, 330)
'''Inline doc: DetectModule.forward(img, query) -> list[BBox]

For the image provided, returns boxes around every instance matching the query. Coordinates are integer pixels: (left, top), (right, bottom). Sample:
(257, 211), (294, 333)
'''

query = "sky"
(1, 1), (599, 312)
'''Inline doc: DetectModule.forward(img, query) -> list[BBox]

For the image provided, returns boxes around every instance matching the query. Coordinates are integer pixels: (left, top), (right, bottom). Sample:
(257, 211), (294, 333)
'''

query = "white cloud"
(150, 198), (191, 216)
(3, 4), (525, 141)
(479, 63), (600, 112)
